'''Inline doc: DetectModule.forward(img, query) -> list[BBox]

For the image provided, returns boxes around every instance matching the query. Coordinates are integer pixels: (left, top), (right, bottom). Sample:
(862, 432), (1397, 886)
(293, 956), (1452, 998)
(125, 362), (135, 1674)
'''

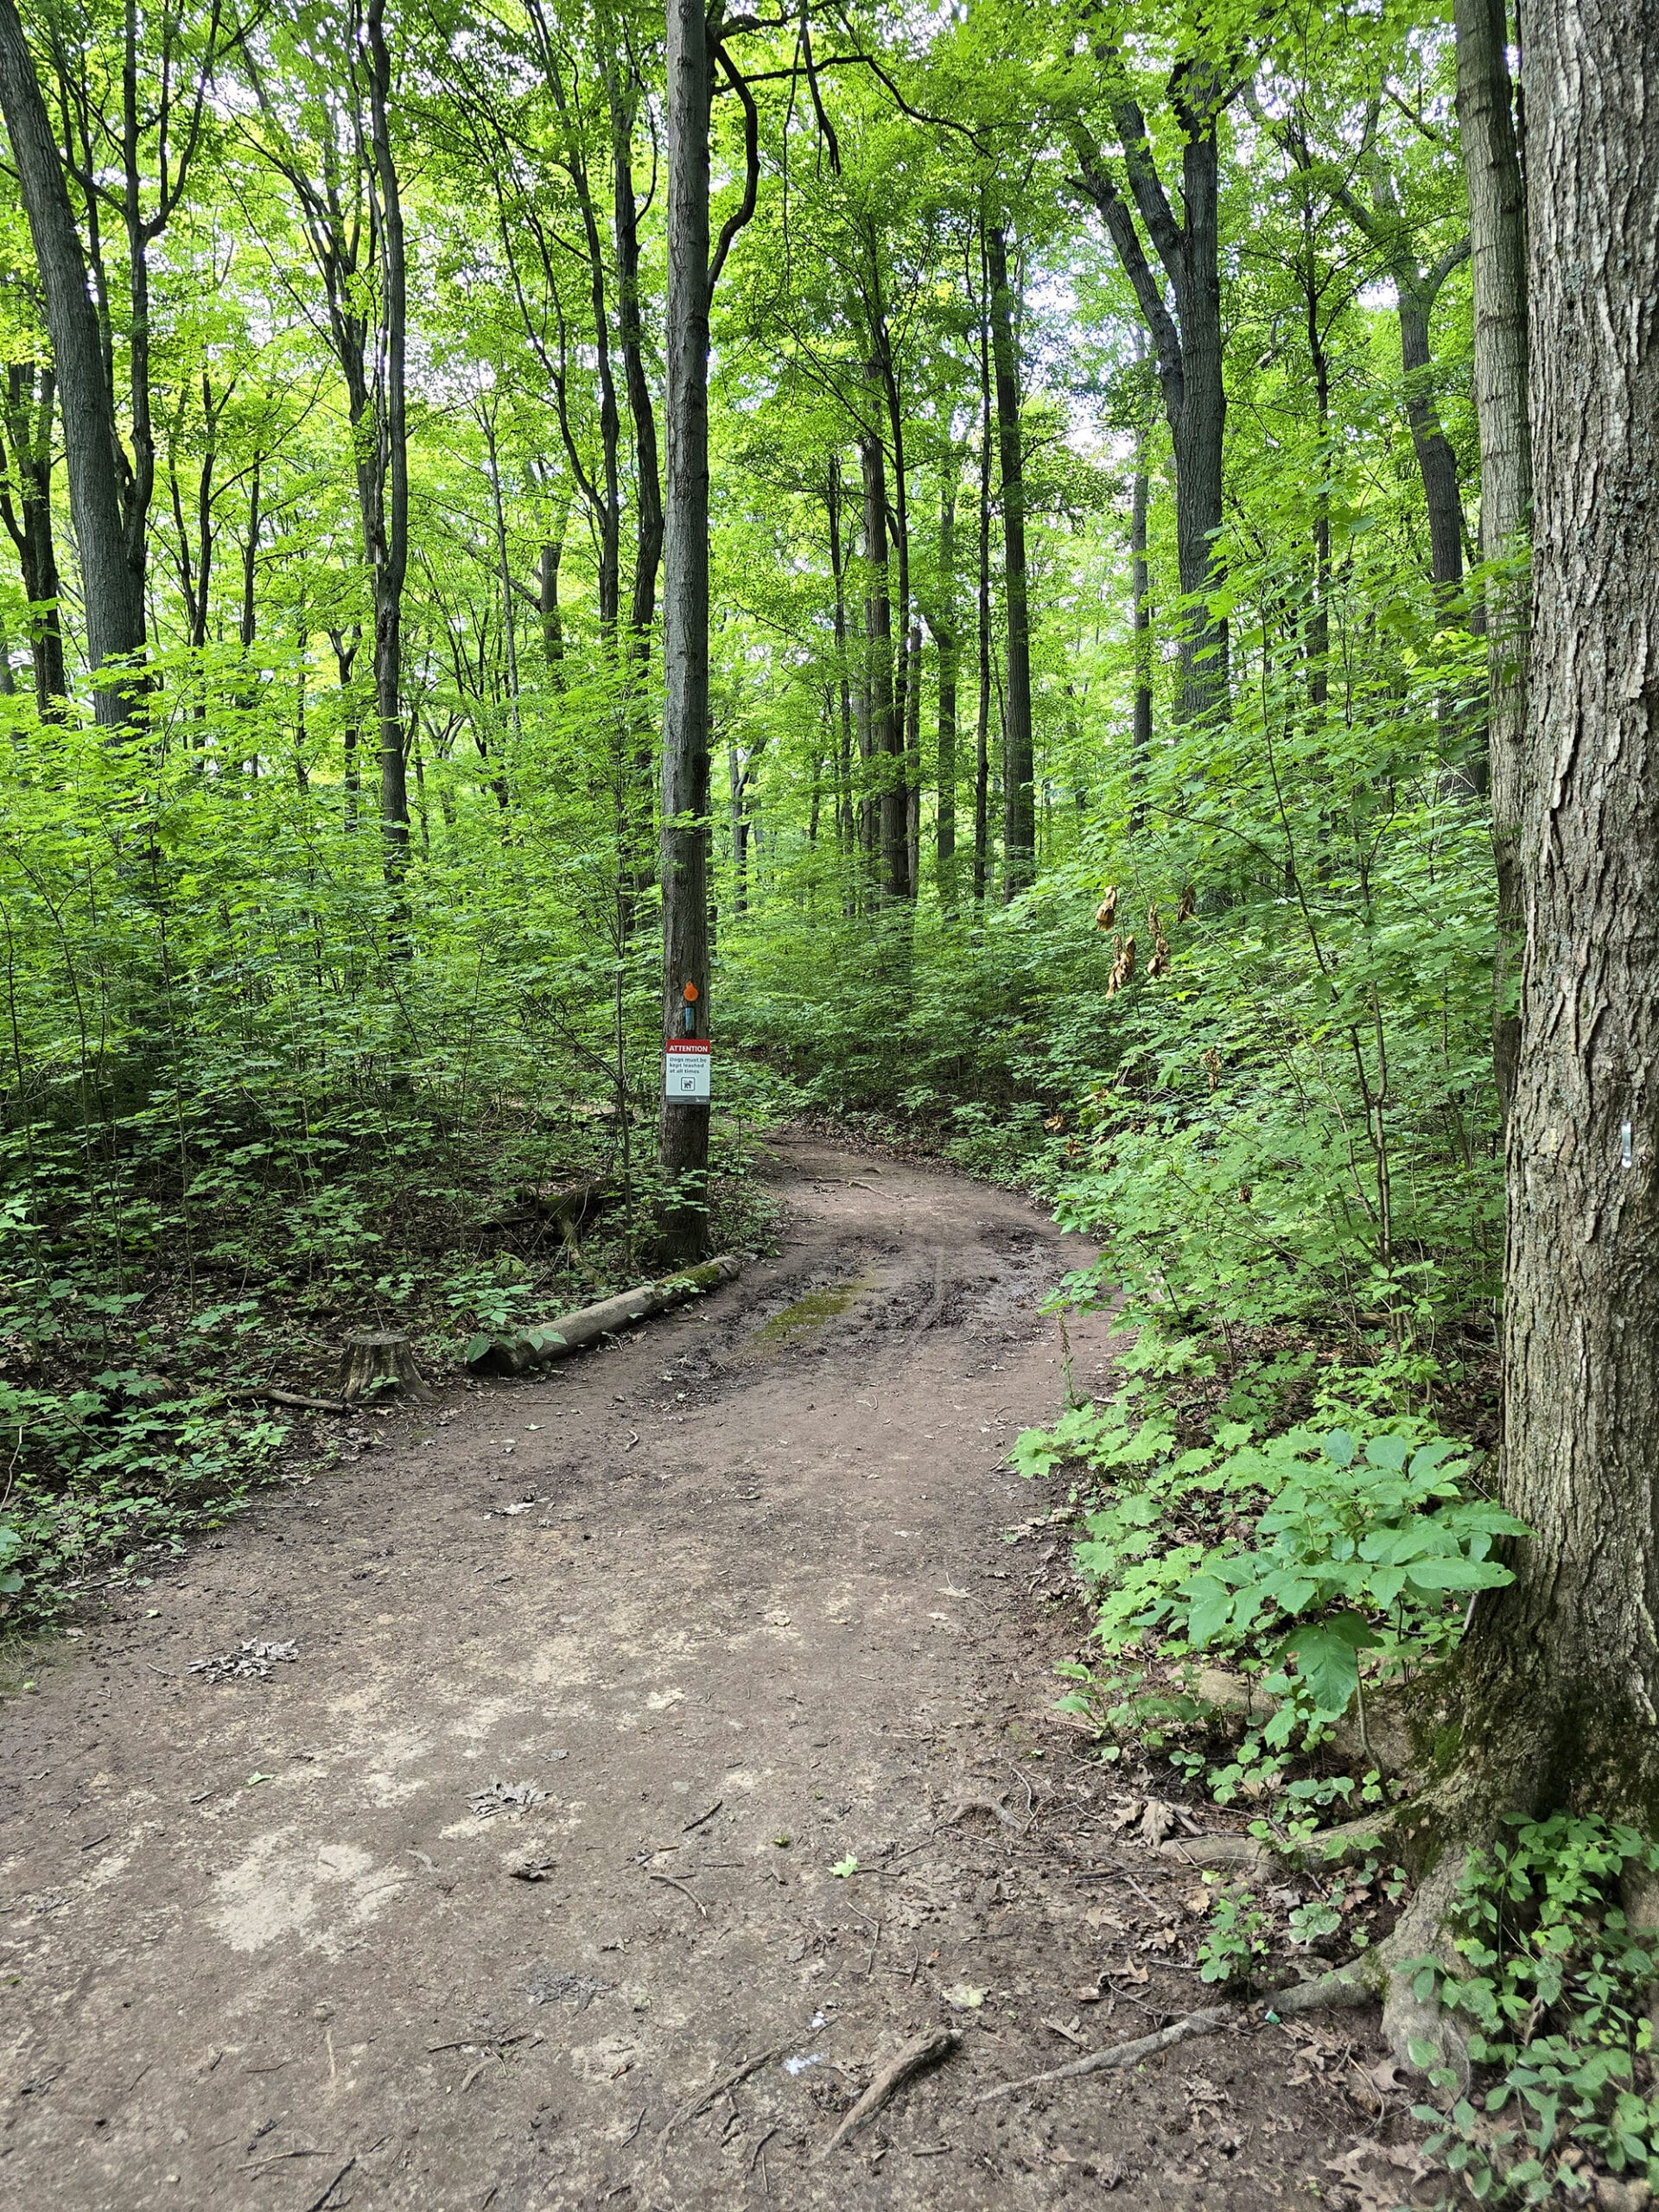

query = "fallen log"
(467, 1255), (741, 1377)
(222, 1384), (351, 1414)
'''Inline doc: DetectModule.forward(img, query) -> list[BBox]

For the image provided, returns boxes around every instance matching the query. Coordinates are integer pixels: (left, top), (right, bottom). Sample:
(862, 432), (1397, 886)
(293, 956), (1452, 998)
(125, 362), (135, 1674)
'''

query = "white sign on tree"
(664, 1038), (711, 1100)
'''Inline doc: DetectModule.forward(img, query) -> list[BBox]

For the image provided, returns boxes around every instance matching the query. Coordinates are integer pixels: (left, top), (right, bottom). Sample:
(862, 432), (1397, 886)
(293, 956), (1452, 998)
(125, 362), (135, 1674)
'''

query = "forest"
(1, 0), (1656, 2201)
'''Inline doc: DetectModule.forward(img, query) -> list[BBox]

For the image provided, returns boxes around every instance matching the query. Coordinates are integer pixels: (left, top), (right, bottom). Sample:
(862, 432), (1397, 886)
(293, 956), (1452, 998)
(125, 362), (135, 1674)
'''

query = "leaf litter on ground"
(469, 1779), (550, 1819)
(190, 1640), (297, 1681)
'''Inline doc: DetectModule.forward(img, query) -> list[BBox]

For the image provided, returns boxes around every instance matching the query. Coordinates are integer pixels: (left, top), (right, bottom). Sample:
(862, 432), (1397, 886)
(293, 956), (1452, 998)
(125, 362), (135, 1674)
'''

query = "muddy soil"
(1, 1135), (1395, 2210)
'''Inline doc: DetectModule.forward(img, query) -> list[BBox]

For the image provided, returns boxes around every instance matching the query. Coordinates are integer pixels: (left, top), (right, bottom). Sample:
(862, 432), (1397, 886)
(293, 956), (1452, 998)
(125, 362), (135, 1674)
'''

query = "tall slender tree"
(0, 0), (143, 723)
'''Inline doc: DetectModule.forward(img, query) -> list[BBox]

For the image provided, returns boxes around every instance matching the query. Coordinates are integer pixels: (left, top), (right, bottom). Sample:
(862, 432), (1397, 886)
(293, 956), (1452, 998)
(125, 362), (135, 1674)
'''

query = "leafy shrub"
(1020, 1376), (1525, 1731)
(1408, 1818), (1659, 2202)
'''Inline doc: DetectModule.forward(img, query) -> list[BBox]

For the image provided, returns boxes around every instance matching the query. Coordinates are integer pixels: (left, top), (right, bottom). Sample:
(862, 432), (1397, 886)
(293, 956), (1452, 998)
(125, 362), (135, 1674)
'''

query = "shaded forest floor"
(0, 1133), (1426, 2209)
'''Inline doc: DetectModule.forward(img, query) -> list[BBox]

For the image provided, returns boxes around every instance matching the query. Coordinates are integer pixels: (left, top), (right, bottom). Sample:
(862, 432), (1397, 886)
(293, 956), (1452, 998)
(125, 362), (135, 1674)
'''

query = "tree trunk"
(826, 458), (856, 877)
(365, 0), (410, 894)
(1129, 431), (1152, 829)
(973, 261), (993, 909)
(1459, 0), (1659, 1821)
(1166, 99), (1228, 729)
(0, 362), (66, 713)
(904, 618), (922, 899)
(860, 421), (905, 901)
(538, 534), (565, 679)
(1072, 61), (1229, 727)
(1396, 283), (1465, 601)
(615, 67), (664, 906)
(657, 0), (715, 1264)
(987, 225), (1034, 893)
(0, 0), (143, 725)
(931, 474), (958, 911)
(1457, 0), (1531, 1121)
(240, 458), (261, 652)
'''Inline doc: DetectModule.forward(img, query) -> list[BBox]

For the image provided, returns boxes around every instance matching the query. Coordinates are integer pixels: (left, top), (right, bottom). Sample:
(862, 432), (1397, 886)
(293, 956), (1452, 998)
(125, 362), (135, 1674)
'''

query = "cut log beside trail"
(467, 1256), (741, 1377)
(340, 1330), (433, 1403)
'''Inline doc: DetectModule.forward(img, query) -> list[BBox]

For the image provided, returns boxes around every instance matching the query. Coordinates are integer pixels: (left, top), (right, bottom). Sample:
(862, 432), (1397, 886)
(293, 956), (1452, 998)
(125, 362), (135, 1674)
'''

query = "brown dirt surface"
(0, 1134), (1401, 2210)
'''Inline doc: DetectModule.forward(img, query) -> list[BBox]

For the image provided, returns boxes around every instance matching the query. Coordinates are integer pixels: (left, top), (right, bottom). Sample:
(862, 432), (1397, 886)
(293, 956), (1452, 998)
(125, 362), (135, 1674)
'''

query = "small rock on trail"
(0, 1135), (1383, 2209)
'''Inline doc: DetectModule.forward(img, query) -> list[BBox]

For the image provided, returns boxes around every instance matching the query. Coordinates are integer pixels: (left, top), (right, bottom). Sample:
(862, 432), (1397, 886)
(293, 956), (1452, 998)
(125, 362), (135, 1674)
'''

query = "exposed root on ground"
(1000, 1789), (1483, 2107)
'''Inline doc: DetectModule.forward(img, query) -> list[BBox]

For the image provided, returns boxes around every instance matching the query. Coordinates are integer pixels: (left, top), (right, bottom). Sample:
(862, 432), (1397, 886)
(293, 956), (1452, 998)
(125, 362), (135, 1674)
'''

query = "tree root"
(1158, 1807), (1402, 1880)
(987, 1839), (1477, 2106)
(821, 2027), (958, 2152)
(978, 1965), (1379, 2104)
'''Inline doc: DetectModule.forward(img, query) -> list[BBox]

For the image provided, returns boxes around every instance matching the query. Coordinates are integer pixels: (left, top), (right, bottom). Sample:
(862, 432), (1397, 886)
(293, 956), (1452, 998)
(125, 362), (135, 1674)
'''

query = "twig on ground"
(820, 2027), (959, 2155)
(683, 1799), (723, 1833)
(658, 2049), (783, 2151)
(301, 2156), (357, 2212)
(747, 2126), (779, 2173)
(647, 1871), (708, 1917)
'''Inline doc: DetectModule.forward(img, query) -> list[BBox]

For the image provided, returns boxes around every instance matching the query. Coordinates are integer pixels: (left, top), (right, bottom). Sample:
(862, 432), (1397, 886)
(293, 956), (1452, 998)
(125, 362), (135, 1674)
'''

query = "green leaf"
(1180, 1572), (1235, 1647)
(831, 1854), (858, 1878)
(1280, 1613), (1379, 1714)
(1363, 1433), (1411, 1471)
(1405, 1556), (1513, 1591)
(1323, 1428), (1357, 1469)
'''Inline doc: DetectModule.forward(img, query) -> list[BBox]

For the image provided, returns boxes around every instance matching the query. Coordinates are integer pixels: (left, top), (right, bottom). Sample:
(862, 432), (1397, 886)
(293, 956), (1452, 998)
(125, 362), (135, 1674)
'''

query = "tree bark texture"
(987, 225), (1034, 893)
(657, 0), (714, 1262)
(0, 0), (143, 724)
(1457, 0), (1532, 1118)
(1465, 0), (1659, 1820)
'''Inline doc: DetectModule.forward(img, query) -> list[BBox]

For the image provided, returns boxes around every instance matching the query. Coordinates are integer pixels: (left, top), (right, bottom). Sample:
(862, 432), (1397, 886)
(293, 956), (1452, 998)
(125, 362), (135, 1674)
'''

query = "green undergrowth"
(1015, 1318), (1659, 2202)
(1409, 1818), (1659, 2204)
(0, 1082), (785, 1630)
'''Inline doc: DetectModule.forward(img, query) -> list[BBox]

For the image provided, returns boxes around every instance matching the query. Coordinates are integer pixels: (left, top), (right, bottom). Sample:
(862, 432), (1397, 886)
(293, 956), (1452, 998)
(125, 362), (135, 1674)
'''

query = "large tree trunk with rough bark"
(657, 0), (715, 1264)
(1457, 0), (1531, 1119)
(0, 0), (143, 726)
(1456, 0), (1659, 1825)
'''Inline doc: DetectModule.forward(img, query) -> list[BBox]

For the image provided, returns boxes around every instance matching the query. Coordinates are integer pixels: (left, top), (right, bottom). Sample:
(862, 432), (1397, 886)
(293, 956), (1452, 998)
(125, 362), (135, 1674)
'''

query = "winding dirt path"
(1, 1135), (1381, 2209)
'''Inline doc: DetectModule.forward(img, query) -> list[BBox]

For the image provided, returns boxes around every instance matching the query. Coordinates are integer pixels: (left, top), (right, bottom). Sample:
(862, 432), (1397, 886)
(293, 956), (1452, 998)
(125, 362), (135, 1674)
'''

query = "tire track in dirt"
(0, 1133), (1382, 2209)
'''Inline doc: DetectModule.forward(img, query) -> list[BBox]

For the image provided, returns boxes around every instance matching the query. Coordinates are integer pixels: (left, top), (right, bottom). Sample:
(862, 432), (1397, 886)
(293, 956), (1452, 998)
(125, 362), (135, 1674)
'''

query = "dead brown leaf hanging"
(1106, 932), (1137, 996)
(1147, 906), (1172, 977)
(1094, 885), (1119, 931)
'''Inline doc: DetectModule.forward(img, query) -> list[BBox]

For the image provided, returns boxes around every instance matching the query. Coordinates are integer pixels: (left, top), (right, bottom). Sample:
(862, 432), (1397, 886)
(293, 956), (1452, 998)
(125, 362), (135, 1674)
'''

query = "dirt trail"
(0, 1135), (1381, 2210)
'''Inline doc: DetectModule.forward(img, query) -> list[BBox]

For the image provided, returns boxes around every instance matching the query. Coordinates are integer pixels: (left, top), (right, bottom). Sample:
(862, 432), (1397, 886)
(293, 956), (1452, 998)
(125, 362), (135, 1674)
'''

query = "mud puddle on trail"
(0, 1133), (1386, 2210)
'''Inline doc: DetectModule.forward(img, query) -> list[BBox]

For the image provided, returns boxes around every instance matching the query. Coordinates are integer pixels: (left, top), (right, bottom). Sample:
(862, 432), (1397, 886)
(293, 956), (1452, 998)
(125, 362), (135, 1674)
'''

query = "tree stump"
(340, 1330), (432, 1404)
